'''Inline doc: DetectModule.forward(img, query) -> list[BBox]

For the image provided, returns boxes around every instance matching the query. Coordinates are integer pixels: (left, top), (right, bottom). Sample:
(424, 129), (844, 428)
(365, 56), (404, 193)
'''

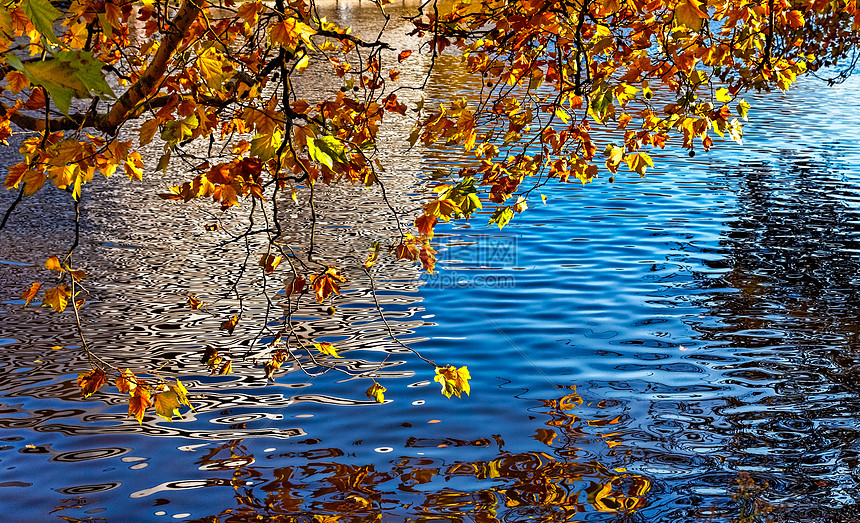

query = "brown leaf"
(259, 253), (282, 273)
(77, 369), (107, 398)
(285, 275), (306, 295)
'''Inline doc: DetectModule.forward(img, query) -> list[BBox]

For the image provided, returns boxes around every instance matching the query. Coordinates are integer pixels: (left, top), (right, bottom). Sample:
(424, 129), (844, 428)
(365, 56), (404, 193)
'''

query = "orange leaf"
(19, 282), (40, 306)
(419, 245), (437, 273)
(44, 256), (64, 271)
(77, 369), (107, 398)
(398, 50), (412, 62)
(187, 295), (202, 309)
(128, 387), (152, 424)
(309, 268), (347, 303)
(415, 214), (437, 239)
(4, 71), (29, 93)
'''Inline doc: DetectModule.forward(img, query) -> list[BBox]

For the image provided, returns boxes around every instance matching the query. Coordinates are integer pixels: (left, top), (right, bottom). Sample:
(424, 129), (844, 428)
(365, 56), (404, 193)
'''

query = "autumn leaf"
(489, 207), (515, 230)
(187, 295), (203, 309)
(264, 349), (288, 380)
(314, 341), (342, 358)
(20, 0), (62, 44)
(434, 365), (471, 398)
(625, 152), (654, 176)
(419, 244), (436, 274)
(309, 268), (347, 303)
(20, 282), (40, 306)
(415, 214), (437, 239)
(200, 346), (223, 372)
(220, 315), (239, 334)
(674, 0), (707, 30)
(172, 380), (192, 409)
(285, 275), (306, 295)
(154, 389), (183, 421)
(398, 50), (412, 62)
(44, 256), (64, 271)
(42, 285), (71, 313)
(366, 382), (386, 403)
(4, 71), (29, 93)
(197, 47), (233, 90)
(77, 369), (107, 398)
(424, 198), (460, 221)
(129, 387), (152, 424)
(363, 242), (381, 270)
(116, 368), (138, 394)
(259, 254), (282, 273)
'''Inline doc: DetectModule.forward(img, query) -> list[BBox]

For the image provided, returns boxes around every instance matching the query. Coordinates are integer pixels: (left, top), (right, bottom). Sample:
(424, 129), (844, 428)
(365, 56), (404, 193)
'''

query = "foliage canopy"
(1, 0), (857, 420)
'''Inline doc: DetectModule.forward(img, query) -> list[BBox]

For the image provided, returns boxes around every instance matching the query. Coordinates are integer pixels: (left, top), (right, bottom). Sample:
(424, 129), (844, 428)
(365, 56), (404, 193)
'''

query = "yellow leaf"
(197, 47), (233, 90)
(42, 285), (71, 312)
(363, 241), (381, 270)
(154, 389), (182, 421)
(366, 382), (386, 403)
(715, 87), (732, 103)
(116, 368), (137, 394)
(624, 152), (654, 176)
(434, 365), (471, 398)
(424, 198), (460, 221)
(314, 341), (342, 358)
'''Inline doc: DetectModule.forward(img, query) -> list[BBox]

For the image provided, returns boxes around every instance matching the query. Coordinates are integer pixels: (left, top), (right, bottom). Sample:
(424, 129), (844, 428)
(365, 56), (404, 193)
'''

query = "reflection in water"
(686, 155), (860, 522)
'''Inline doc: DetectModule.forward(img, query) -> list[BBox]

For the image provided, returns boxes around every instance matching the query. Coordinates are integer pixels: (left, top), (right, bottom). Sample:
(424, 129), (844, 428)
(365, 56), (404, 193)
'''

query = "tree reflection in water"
(183, 388), (650, 522)
(691, 152), (860, 522)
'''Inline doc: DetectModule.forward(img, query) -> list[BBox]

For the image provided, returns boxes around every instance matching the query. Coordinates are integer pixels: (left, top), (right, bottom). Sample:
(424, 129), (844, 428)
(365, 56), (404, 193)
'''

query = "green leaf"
(7, 51), (115, 115)
(53, 51), (116, 100)
(20, 0), (62, 44)
(161, 114), (199, 145)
